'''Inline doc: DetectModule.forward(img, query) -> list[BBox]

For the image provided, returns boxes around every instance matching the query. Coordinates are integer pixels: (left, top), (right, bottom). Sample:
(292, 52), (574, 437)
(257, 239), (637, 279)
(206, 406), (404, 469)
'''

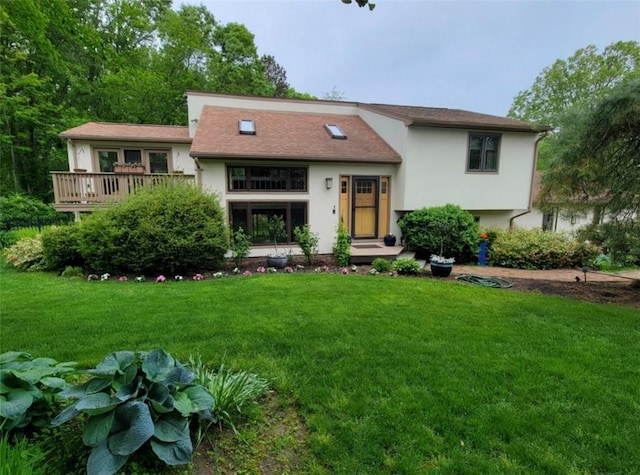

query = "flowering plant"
(213, 272), (223, 279)
(256, 266), (266, 273)
(430, 254), (455, 264)
(243, 270), (252, 276)
(156, 275), (166, 282)
(174, 275), (183, 281)
(135, 276), (145, 282)
(267, 267), (277, 274)
(341, 267), (349, 275)
(118, 276), (128, 282)
(192, 273), (204, 281)
(101, 273), (110, 281)
(480, 233), (488, 240)
(284, 266), (294, 273)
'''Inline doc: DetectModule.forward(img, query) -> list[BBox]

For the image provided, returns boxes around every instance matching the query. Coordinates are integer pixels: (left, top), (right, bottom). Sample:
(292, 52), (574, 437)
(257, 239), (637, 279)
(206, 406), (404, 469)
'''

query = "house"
(513, 171), (604, 232)
(54, 92), (551, 256)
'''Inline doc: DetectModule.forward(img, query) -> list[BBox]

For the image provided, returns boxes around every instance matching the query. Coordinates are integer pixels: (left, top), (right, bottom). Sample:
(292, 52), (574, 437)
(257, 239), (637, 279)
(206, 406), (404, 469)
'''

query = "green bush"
(230, 226), (251, 267)
(398, 204), (479, 263)
(0, 195), (71, 231)
(294, 224), (319, 265)
(489, 228), (599, 270)
(77, 183), (228, 275)
(188, 355), (270, 432)
(333, 221), (351, 266)
(3, 237), (46, 271)
(0, 230), (17, 249)
(0, 351), (76, 435)
(41, 224), (84, 272)
(371, 258), (393, 272)
(577, 221), (640, 266)
(392, 258), (423, 275)
(51, 349), (214, 475)
(60, 265), (84, 278)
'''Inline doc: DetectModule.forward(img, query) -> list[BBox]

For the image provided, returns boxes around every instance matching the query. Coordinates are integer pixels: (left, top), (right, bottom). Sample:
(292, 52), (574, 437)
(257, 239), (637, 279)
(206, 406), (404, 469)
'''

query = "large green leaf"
(108, 401), (154, 456)
(83, 411), (115, 447)
(153, 412), (189, 442)
(88, 351), (136, 376)
(76, 392), (118, 415)
(173, 386), (214, 416)
(115, 375), (142, 402)
(0, 389), (33, 420)
(60, 378), (111, 398)
(165, 366), (194, 385)
(40, 376), (67, 390)
(0, 370), (22, 394)
(150, 436), (193, 465)
(87, 440), (129, 475)
(0, 351), (30, 365)
(142, 349), (175, 382)
(51, 401), (79, 426)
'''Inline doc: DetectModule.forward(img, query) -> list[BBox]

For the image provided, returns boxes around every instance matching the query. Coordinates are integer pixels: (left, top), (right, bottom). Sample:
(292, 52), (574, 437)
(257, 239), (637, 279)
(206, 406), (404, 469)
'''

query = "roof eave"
(59, 133), (192, 144)
(190, 152), (402, 164)
(409, 120), (552, 133)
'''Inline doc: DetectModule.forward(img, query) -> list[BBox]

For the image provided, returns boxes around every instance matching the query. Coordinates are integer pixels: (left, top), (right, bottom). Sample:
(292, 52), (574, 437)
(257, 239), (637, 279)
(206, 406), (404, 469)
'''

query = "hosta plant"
(51, 349), (214, 475)
(0, 351), (76, 434)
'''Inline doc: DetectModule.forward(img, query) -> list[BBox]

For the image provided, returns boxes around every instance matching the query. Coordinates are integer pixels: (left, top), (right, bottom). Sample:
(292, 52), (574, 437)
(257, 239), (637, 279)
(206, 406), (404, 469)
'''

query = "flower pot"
(266, 255), (288, 269)
(383, 235), (396, 246)
(430, 262), (453, 277)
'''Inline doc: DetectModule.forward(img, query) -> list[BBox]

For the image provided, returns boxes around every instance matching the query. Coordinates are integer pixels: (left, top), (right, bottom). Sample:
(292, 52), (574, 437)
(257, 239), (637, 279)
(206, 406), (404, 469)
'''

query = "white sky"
(182, 0), (640, 117)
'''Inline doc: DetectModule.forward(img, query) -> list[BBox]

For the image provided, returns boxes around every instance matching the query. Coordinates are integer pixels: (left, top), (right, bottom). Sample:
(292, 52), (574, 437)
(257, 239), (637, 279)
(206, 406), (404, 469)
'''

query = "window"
(94, 148), (171, 173)
(239, 119), (256, 135)
(228, 166), (307, 192)
(467, 134), (500, 172)
(229, 202), (307, 244)
(325, 124), (347, 139)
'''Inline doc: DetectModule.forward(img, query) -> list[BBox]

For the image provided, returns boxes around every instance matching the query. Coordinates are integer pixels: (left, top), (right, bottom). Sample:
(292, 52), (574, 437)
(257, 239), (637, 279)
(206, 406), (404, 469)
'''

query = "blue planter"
(430, 262), (453, 277)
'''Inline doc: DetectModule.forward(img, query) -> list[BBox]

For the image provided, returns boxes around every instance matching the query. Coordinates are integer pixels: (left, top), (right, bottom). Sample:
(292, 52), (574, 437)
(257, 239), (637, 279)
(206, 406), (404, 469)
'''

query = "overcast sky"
(185, 0), (639, 117)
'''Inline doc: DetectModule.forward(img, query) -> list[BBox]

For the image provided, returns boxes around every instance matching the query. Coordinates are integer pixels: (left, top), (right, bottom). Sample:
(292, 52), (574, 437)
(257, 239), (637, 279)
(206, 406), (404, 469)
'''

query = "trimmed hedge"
(489, 228), (599, 270)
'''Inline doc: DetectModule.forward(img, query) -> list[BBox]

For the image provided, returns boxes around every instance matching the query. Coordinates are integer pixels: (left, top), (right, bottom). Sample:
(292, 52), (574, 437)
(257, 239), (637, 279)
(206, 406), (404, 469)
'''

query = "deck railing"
(51, 172), (196, 211)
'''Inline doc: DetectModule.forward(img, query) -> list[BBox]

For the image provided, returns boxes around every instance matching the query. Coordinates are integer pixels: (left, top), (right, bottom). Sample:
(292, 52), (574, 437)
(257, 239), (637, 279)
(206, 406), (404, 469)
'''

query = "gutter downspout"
(68, 139), (78, 170)
(509, 131), (548, 230)
(192, 156), (203, 190)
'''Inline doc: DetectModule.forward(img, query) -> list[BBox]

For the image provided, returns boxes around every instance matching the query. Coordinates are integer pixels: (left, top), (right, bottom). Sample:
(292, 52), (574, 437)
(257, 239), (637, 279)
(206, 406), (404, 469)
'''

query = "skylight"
(239, 119), (256, 135)
(325, 124), (347, 139)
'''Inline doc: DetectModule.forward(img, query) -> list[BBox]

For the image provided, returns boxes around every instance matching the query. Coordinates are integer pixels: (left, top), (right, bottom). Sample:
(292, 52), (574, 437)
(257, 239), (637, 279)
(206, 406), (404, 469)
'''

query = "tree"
(509, 41), (640, 126)
(539, 79), (640, 226)
(261, 54), (289, 97)
(322, 86), (346, 101)
(341, 0), (376, 11)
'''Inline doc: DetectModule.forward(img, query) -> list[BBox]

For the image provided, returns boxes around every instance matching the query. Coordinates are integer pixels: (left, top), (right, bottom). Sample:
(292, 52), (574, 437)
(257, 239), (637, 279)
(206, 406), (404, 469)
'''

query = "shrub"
(3, 237), (46, 271)
(294, 224), (319, 265)
(41, 224), (84, 272)
(0, 195), (71, 231)
(489, 228), (599, 270)
(77, 182), (228, 275)
(398, 204), (479, 263)
(0, 351), (76, 435)
(60, 265), (84, 278)
(371, 257), (393, 272)
(393, 258), (423, 275)
(0, 230), (17, 249)
(188, 355), (270, 432)
(51, 349), (214, 475)
(333, 221), (351, 266)
(577, 220), (640, 266)
(230, 226), (251, 267)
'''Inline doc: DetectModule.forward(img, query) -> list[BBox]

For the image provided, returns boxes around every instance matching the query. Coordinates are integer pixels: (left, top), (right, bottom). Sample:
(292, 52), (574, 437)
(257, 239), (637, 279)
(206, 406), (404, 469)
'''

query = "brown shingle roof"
(190, 107), (401, 163)
(59, 122), (191, 143)
(360, 103), (552, 133)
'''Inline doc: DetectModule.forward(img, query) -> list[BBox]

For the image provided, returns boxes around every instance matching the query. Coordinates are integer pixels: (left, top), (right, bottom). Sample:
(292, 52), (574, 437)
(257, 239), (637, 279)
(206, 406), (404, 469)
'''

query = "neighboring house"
(513, 172), (603, 232)
(54, 92), (550, 256)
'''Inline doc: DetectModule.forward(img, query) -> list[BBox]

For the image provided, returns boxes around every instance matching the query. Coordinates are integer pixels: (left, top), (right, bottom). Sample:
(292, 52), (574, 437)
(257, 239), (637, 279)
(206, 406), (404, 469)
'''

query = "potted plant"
(266, 214), (288, 268)
(429, 221), (455, 277)
(383, 233), (396, 246)
(114, 162), (145, 174)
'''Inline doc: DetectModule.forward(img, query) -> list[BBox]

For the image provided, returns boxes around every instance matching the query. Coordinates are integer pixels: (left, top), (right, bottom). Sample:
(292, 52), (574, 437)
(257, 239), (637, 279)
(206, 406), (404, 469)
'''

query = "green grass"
(1, 268), (639, 474)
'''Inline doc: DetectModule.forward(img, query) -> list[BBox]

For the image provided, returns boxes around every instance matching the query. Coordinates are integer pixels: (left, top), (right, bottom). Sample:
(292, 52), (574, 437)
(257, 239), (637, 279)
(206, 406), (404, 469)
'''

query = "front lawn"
(1, 269), (638, 473)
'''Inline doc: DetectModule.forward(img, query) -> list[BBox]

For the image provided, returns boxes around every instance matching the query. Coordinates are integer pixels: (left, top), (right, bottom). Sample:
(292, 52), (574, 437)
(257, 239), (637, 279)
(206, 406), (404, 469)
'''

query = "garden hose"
(455, 273), (513, 289)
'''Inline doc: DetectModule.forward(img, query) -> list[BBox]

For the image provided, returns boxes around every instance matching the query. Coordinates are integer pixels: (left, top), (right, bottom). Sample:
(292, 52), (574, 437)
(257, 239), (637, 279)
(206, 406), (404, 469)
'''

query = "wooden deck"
(349, 242), (405, 264)
(51, 172), (195, 212)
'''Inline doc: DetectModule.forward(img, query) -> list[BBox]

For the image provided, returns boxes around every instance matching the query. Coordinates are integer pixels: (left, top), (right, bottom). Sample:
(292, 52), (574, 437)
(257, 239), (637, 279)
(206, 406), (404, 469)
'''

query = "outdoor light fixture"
(325, 177), (333, 189)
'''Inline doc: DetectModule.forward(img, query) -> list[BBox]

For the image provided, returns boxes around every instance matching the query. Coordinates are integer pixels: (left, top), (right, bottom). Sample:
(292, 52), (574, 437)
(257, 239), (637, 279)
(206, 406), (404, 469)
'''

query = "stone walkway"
(451, 265), (640, 282)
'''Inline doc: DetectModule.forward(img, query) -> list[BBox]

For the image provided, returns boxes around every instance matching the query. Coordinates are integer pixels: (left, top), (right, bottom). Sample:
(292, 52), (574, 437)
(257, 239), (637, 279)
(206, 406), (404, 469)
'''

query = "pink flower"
(341, 268), (349, 275)
(192, 273), (203, 281)
(243, 270), (253, 276)
(118, 276), (128, 282)
(256, 266), (266, 273)
(156, 275), (166, 282)
(284, 266), (294, 273)
(322, 265), (329, 272)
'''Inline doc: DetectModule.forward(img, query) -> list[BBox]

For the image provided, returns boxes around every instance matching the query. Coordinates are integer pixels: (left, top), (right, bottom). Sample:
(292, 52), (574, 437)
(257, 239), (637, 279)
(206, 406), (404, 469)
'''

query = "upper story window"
(325, 124), (347, 139)
(467, 134), (500, 172)
(228, 166), (307, 192)
(95, 148), (170, 173)
(239, 119), (256, 135)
